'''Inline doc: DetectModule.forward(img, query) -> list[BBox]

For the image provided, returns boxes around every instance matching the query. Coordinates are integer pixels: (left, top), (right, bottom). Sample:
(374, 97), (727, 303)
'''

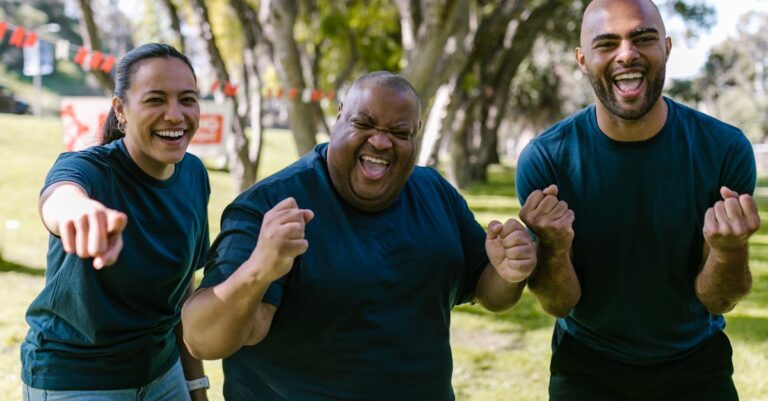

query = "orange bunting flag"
(73, 47), (88, 65)
(100, 55), (116, 73)
(210, 80), (221, 93)
(90, 51), (104, 70)
(23, 31), (38, 47)
(9, 27), (25, 47)
(0, 22), (8, 42)
(287, 88), (298, 100)
(311, 89), (323, 102)
(223, 82), (238, 97)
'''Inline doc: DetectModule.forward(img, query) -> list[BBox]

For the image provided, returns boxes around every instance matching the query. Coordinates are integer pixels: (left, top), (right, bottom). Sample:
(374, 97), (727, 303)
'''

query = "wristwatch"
(186, 376), (210, 392)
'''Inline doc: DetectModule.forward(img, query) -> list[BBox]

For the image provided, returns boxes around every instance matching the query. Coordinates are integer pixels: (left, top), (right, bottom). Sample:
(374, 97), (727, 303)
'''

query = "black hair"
(101, 43), (196, 144)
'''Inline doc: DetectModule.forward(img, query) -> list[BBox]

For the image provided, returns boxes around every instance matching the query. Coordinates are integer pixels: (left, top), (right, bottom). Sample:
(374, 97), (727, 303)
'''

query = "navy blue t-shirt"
(22, 139), (210, 389)
(201, 143), (489, 400)
(516, 98), (756, 364)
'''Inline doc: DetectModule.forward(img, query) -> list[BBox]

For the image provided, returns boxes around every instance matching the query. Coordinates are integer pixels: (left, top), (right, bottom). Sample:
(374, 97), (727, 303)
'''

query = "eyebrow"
(352, 112), (414, 131)
(591, 27), (659, 44)
(142, 89), (199, 96)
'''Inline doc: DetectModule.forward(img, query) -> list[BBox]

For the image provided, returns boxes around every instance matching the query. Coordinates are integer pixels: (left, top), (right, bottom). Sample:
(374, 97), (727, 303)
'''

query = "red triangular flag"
(9, 27), (25, 47)
(23, 31), (38, 47)
(223, 82), (238, 97)
(90, 51), (104, 70)
(210, 80), (221, 93)
(0, 22), (8, 42)
(73, 47), (88, 65)
(100, 55), (116, 73)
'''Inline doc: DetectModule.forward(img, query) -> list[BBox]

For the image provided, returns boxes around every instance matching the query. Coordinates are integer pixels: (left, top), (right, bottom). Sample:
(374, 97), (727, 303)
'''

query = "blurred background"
(1, 1), (767, 400)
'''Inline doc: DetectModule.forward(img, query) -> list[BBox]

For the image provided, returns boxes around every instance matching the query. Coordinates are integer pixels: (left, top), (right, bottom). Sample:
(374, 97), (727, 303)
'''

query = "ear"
(336, 102), (343, 121)
(112, 96), (126, 123)
(665, 36), (672, 61)
(575, 47), (588, 74)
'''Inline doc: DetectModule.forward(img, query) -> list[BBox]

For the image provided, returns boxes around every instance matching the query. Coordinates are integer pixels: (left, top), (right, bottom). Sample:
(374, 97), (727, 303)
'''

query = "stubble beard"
(587, 64), (666, 121)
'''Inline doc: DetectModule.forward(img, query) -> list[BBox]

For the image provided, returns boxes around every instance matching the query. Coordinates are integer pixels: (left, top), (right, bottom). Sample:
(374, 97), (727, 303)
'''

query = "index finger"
(739, 194), (760, 230)
(271, 197), (299, 211)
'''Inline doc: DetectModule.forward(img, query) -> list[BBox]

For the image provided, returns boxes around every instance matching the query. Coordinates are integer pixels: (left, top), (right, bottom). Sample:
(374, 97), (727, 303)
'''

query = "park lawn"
(1, 114), (767, 401)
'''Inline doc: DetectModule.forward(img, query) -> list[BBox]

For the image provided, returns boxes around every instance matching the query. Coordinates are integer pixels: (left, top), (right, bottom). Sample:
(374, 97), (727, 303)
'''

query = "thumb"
(106, 211), (128, 234)
(302, 209), (315, 223)
(720, 186), (739, 199)
(486, 220), (502, 239)
(542, 184), (558, 197)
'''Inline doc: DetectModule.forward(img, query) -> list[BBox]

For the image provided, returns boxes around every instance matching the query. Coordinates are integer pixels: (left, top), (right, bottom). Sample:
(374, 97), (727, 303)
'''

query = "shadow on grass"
(0, 256), (45, 277)
(454, 292), (555, 332)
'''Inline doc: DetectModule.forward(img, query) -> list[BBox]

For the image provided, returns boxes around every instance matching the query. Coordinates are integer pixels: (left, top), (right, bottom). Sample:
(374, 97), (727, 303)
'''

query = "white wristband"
(186, 376), (210, 392)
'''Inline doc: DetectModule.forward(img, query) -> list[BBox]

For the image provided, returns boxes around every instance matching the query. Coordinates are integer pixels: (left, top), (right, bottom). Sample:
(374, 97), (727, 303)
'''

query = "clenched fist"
(703, 186), (760, 252)
(486, 219), (537, 283)
(520, 184), (574, 256)
(249, 197), (314, 283)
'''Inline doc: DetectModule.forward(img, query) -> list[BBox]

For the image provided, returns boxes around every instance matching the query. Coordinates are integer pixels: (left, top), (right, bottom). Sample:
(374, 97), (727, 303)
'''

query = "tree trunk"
(75, 0), (115, 92)
(160, 0), (184, 52)
(230, 0), (273, 190)
(265, 0), (319, 156)
(189, 0), (251, 193)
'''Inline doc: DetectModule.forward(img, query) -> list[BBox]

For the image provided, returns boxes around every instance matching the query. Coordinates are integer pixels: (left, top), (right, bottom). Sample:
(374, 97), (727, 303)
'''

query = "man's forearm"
(527, 248), (580, 318)
(181, 261), (273, 360)
(696, 245), (752, 315)
(475, 264), (527, 312)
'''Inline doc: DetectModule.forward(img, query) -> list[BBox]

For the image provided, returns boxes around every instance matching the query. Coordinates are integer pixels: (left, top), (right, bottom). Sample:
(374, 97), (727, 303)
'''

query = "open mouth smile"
(359, 154), (390, 179)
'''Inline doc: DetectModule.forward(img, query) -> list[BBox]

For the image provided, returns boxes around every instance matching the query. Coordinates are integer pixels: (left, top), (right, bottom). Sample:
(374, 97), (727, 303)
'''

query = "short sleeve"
(199, 198), (288, 307)
(515, 141), (556, 206)
(430, 170), (489, 306)
(43, 151), (110, 198)
(720, 132), (756, 196)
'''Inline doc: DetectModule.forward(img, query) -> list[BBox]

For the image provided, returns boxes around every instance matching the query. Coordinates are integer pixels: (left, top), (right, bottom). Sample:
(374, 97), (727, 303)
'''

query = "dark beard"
(587, 65), (666, 120)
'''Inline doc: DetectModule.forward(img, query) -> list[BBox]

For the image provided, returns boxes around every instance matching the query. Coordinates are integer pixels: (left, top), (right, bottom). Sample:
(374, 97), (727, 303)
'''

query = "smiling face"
(114, 57), (199, 180)
(326, 81), (420, 212)
(576, 0), (671, 122)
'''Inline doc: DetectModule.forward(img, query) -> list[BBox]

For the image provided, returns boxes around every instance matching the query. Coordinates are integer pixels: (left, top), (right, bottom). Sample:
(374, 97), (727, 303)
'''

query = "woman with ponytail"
(21, 43), (210, 401)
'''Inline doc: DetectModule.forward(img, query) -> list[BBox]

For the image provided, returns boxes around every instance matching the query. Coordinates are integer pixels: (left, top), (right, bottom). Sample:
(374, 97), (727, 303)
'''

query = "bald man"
(516, 0), (759, 400)
(181, 71), (536, 400)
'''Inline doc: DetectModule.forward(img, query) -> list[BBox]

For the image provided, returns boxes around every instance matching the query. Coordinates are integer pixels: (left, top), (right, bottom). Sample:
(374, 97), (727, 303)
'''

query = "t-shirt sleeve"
(720, 132), (756, 196)
(194, 171), (212, 271)
(434, 171), (489, 306)
(42, 151), (109, 198)
(515, 141), (556, 206)
(199, 197), (288, 308)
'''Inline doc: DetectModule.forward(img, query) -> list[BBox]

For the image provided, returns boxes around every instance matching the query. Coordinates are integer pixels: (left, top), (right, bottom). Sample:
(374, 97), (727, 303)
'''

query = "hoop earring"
(117, 121), (126, 133)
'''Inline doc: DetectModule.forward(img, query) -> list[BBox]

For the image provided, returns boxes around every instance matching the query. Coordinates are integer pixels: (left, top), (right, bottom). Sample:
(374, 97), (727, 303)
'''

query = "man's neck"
(595, 97), (669, 142)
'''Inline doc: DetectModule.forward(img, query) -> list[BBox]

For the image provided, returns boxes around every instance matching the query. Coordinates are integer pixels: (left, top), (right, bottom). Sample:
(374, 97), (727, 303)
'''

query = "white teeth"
(155, 130), (184, 138)
(361, 155), (389, 165)
(614, 72), (643, 81)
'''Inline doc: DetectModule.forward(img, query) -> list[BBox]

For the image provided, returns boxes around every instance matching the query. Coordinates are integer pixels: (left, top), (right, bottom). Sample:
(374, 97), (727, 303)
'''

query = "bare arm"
(181, 198), (313, 360)
(40, 181), (127, 269)
(695, 187), (760, 314)
(475, 219), (536, 312)
(175, 280), (208, 401)
(519, 185), (580, 317)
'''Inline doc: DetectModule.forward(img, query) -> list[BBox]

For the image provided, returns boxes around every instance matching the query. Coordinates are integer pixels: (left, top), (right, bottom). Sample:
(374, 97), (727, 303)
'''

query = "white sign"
(23, 41), (54, 76)
(59, 97), (233, 164)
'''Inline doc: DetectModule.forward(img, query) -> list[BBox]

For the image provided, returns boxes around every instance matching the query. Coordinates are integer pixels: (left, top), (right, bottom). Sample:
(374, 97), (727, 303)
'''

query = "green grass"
(1, 114), (767, 400)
